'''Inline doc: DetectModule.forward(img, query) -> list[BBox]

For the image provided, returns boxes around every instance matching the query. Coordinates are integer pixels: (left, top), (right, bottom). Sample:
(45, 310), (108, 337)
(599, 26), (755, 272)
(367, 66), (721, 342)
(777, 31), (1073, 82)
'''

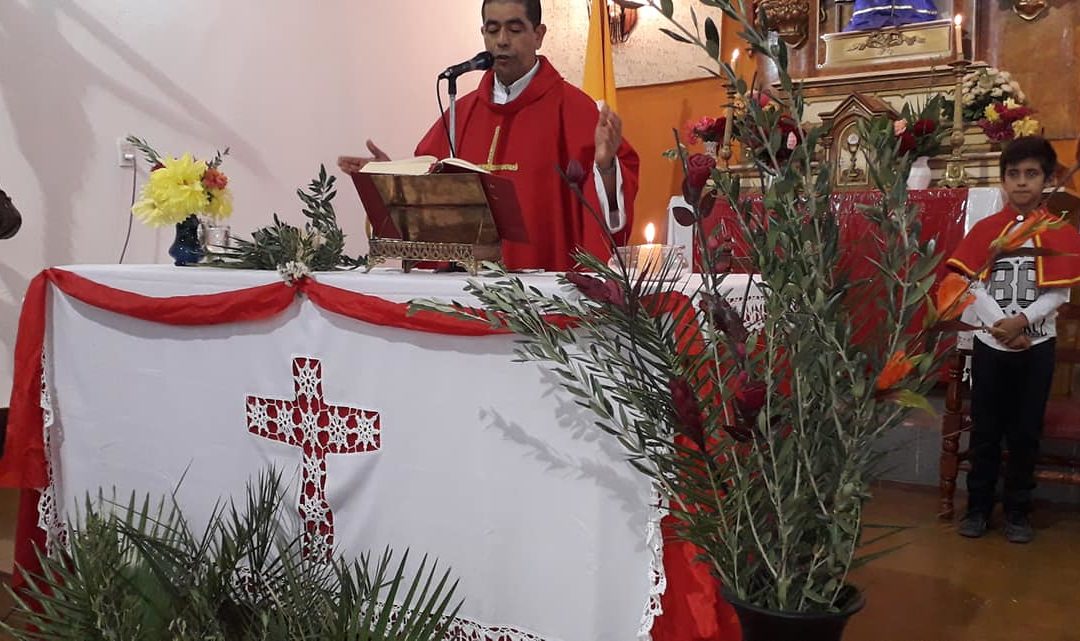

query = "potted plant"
(416, 2), (983, 640)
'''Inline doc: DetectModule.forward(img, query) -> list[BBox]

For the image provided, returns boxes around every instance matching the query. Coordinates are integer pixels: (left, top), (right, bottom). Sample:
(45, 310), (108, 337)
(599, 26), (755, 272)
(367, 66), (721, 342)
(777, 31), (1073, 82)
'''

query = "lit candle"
(723, 49), (740, 148)
(953, 14), (964, 60)
(637, 223), (663, 278)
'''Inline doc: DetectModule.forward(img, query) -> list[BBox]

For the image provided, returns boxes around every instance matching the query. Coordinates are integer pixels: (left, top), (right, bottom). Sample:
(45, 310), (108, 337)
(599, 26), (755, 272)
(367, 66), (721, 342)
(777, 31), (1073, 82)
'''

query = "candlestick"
(721, 48), (740, 163)
(943, 58), (970, 188)
(952, 14), (964, 61)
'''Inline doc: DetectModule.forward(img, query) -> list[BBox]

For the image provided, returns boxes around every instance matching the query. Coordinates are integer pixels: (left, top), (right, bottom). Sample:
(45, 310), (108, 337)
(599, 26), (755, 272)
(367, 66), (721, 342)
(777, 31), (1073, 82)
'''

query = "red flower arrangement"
(977, 100), (1040, 143)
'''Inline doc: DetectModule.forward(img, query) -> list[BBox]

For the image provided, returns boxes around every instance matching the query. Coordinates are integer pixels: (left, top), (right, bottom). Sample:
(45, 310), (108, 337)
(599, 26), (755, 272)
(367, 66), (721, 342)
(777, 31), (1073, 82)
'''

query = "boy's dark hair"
(482, 0), (542, 28)
(1000, 135), (1057, 179)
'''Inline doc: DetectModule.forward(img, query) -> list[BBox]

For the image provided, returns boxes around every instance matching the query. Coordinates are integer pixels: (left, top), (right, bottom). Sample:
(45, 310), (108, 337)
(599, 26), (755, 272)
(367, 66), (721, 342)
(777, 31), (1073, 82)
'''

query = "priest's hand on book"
(337, 140), (390, 174)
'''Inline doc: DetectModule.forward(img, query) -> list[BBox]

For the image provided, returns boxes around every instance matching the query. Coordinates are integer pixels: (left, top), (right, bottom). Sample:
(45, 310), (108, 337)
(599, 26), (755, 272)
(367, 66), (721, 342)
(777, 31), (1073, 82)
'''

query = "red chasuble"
(946, 204), (1080, 287)
(415, 57), (640, 271)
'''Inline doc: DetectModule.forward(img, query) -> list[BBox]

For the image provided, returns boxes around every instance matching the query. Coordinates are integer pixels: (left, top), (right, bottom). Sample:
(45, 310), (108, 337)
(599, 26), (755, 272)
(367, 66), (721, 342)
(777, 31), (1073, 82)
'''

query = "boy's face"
(1003, 158), (1051, 213)
(482, 0), (546, 86)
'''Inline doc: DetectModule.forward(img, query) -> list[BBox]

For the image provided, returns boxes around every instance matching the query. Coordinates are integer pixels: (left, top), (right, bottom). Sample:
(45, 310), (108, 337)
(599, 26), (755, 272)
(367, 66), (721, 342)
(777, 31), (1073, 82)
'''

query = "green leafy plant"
(207, 166), (366, 275)
(2, 469), (461, 640)
(415, 0), (966, 615)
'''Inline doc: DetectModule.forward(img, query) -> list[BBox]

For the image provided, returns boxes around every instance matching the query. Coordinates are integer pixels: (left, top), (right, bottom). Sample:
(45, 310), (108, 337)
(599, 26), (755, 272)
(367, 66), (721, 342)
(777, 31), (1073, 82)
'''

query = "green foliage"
(207, 166), (366, 272)
(2, 469), (461, 640)
(416, 0), (949, 615)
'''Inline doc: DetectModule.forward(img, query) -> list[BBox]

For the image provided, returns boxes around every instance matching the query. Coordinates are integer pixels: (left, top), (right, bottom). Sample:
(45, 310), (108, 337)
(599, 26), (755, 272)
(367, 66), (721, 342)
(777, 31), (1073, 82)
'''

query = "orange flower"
(990, 209), (1064, 253)
(876, 350), (915, 391)
(935, 272), (975, 321)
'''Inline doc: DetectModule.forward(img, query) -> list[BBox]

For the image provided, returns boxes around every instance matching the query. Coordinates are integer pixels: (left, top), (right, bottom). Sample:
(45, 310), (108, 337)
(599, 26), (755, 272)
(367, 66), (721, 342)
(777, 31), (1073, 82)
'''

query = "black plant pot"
(723, 587), (865, 641)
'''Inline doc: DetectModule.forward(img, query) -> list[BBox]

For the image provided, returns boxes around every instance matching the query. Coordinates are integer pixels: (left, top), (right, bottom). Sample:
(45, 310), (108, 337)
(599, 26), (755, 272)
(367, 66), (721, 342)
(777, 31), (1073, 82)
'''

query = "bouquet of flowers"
(977, 99), (1041, 143)
(127, 135), (233, 227)
(892, 96), (950, 157)
(960, 67), (1027, 124)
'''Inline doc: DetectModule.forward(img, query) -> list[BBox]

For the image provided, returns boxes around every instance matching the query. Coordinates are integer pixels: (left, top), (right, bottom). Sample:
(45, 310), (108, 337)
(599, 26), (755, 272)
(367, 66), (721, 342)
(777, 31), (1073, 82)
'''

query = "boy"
(945, 136), (1080, 543)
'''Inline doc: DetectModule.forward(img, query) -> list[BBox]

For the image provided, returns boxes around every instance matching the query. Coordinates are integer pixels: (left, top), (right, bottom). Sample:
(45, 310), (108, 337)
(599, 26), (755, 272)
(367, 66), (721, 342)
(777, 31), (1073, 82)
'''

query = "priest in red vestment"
(339, 0), (639, 271)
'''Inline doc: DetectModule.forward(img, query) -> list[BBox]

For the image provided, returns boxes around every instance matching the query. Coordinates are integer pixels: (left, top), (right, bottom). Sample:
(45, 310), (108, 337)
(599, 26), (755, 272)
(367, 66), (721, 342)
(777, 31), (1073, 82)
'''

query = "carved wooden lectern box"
(351, 169), (525, 275)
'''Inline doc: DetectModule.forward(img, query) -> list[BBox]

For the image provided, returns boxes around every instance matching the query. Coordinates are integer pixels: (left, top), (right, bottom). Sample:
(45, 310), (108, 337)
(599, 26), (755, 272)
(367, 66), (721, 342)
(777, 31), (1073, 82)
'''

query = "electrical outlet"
(117, 138), (136, 168)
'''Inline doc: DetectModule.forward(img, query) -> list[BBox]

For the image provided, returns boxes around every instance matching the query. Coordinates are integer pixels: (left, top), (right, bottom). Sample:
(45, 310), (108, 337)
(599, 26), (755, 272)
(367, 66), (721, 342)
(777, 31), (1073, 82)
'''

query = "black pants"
(967, 338), (1056, 515)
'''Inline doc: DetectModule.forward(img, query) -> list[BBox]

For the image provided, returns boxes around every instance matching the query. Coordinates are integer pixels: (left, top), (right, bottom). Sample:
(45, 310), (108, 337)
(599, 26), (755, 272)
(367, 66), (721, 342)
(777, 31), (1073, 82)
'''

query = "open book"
(360, 156), (490, 176)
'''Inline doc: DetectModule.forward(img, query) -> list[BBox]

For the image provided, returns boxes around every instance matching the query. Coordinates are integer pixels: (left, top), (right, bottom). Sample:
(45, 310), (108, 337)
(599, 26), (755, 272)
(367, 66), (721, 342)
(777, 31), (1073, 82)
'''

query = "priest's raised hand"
(337, 140), (390, 175)
(594, 102), (623, 208)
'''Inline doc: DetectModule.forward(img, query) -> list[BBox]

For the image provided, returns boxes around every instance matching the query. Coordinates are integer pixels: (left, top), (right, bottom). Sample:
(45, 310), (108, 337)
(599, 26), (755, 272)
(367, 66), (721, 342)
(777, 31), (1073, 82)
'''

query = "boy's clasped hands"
(988, 313), (1032, 350)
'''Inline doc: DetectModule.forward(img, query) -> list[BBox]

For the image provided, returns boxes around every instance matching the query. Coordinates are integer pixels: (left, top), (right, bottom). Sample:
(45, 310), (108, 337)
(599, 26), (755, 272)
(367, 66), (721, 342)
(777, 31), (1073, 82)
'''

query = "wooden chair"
(940, 304), (1080, 519)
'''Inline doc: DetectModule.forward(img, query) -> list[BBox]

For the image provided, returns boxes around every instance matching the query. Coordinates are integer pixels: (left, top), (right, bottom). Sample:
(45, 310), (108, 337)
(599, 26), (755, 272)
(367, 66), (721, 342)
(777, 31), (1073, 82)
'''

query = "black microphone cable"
(436, 77), (457, 158)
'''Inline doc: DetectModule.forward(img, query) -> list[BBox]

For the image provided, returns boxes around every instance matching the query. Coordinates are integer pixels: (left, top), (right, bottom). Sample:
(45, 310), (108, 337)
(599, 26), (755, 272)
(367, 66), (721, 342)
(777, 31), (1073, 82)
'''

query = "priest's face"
(482, 0), (546, 85)
(1002, 158), (1051, 213)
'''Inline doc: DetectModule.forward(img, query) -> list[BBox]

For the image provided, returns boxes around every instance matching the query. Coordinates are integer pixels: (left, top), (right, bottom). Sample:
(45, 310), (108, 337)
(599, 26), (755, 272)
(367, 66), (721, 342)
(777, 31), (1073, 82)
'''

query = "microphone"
(438, 51), (494, 80)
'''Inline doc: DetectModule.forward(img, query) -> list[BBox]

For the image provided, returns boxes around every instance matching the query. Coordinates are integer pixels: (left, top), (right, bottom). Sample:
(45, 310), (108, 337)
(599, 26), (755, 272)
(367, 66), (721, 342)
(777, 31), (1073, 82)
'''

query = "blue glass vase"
(168, 214), (204, 266)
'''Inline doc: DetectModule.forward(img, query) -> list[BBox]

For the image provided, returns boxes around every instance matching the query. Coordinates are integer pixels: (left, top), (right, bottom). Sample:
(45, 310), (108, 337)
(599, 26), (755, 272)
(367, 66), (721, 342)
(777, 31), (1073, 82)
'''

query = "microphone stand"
(447, 75), (458, 159)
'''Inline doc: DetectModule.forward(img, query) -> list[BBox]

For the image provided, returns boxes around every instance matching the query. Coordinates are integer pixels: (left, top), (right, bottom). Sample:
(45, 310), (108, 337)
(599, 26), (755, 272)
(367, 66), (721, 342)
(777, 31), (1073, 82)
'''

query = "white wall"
(0, 0), (723, 401)
(0, 0), (522, 401)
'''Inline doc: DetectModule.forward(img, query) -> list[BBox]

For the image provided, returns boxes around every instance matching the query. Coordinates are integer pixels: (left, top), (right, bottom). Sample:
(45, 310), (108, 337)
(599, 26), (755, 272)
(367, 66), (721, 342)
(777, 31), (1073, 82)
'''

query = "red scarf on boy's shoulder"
(946, 204), (1080, 287)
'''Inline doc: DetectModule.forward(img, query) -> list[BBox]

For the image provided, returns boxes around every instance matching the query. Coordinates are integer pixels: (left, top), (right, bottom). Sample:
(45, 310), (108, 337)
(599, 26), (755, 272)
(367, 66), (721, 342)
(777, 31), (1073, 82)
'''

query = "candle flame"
(730, 48), (740, 67)
(644, 222), (656, 244)
(953, 14), (962, 26)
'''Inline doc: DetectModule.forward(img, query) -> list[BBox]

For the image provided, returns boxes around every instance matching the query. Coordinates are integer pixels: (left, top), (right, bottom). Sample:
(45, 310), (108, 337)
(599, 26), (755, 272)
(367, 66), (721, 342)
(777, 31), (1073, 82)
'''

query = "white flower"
(277, 260), (311, 284)
(991, 88), (1003, 97)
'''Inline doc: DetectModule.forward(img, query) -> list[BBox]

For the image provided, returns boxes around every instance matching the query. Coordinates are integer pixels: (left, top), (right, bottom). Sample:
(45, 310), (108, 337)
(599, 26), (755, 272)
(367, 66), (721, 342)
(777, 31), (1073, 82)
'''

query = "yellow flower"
(983, 104), (1000, 123)
(204, 187), (233, 220)
(132, 154), (210, 226)
(1012, 116), (1041, 138)
(1003, 98), (1021, 110)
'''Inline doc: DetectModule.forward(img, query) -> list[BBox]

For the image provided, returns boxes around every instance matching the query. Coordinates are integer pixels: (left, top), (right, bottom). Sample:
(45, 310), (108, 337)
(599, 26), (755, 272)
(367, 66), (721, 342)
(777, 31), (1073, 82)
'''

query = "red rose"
(564, 159), (587, 187)
(202, 167), (228, 190)
(698, 293), (749, 343)
(732, 371), (767, 422)
(686, 153), (716, 190)
(912, 119), (937, 136)
(897, 131), (917, 154)
(565, 272), (626, 310)
(668, 377), (705, 448)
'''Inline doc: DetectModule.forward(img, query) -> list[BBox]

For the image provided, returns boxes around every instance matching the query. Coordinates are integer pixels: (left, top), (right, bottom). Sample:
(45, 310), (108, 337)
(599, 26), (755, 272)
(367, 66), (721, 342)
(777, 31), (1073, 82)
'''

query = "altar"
(0, 266), (762, 641)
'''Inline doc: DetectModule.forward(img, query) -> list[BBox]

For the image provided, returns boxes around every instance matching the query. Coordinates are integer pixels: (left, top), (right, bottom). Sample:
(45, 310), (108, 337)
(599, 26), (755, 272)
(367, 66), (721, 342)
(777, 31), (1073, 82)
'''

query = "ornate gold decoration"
(757, 0), (811, 48)
(1012, 0), (1049, 21)
(848, 31), (924, 55)
(366, 238), (501, 276)
(820, 19), (950, 67)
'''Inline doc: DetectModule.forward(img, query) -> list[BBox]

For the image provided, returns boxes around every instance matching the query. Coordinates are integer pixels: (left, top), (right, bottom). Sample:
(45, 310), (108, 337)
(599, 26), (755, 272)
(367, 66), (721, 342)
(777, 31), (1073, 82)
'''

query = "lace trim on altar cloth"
(37, 350), (69, 555)
(638, 487), (668, 641)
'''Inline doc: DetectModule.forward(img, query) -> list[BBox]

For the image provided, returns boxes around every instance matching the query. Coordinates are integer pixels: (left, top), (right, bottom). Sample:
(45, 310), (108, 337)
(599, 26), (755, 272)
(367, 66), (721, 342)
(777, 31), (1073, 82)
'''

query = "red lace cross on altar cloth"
(246, 357), (381, 559)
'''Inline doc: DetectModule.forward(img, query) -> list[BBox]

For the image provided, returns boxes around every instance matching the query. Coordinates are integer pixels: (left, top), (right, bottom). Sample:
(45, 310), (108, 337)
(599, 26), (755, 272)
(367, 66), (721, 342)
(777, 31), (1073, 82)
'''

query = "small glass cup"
(202, 223), (231, 250)
(608, 244), (687, 280)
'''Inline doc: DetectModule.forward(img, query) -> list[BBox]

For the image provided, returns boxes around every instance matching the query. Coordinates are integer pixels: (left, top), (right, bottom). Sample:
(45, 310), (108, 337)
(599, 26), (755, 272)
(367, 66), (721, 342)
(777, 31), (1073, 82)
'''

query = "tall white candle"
(953, 14), (964, 61)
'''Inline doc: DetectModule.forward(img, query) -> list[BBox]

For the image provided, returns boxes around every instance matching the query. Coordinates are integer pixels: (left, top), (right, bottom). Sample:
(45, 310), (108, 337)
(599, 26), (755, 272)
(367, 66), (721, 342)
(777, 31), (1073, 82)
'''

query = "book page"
(359, 156), (438, 175)
(435, 157), (490, 175)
